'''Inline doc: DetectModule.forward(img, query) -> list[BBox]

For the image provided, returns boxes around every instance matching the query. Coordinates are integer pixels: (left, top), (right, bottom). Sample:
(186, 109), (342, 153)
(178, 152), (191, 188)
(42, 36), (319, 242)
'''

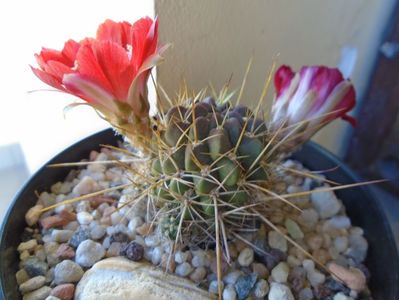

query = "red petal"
(96, 19), (132, 48)
(37, 48), (67, 65)
(75, 43), (114, 96)
(274, 65), (295, 98)
(61, 39), (80, 65)
(92, 40), (134, 100)
(46, 60), (74, 79)
(63, 73), (117, 109)
(337, 84), (356, 126)
(31, 66), (65, 91)
(306, 66), (344, 111)
(132, 17), (158, 71)
(342, 114), (357, 127)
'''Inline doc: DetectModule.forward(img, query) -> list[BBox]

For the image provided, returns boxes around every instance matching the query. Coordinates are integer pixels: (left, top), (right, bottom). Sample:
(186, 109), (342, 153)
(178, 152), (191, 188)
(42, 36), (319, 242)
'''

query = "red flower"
(271, 65), (356, 142)
(32, 17), (167, 147)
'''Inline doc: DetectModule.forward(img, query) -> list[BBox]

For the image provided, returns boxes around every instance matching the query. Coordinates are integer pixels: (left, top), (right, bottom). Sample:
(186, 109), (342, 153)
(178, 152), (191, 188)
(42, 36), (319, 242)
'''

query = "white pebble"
(38, 192), (56, 207)
(91, 210), (101, 220)
(54, 260), (84, 284)
(307, 269), (325, 287)
(302, 259), (315, 272)
(90, 225), (106, 240)
(268, 282), (294, 300)
(106, 242), (122, 257)
(128, 217), (144, 233)
(45, 296), (61, 300)
(254, 279), (269, 298)
(350, 227), (364, 236)
(55, 204), (73, 214)
(334, 292), (352, 300)
(238, 247), (254, 267)
(300, 208), (319, 227)
(334, 236), (349, 253)
(209, 280), (223, 294)
(348, 234), (368, 262)
(151, 246), (163, 265)
(222, 285), (237, 300)
(223, 271), (243, 285)
(72, 176), (97, 196)
(310, 188), (341, 219)
(175, 262), (193, 277)
(110, 212), (122, 225)
(271, 262), (289, 283)
(51, 230), (73, 243)
(174, 250), (190, 264)
(285, 219), (304, 239)
(298, 288), (313, 300)
(145, 235), (160, 247)
(75, 240), (105, 267)
(269, 231), (287, 252)
(327, 216), (351, 229)
(287, 255), (301, 267)
(190, 267), (207, 283)
(77, 211), (93, 225)
(192, 251), (207, 268)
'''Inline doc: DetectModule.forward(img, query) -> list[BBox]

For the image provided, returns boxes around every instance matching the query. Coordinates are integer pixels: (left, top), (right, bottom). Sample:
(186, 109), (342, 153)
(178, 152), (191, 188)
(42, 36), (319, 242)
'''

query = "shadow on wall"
(155, 0), (396, 156)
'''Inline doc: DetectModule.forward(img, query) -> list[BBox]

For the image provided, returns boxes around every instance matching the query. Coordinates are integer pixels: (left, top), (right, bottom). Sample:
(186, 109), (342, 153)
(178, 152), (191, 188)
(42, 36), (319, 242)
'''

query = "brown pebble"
(23, 286), (51, 299)
(328, 262), (367, 292)
(100, 147), (113, 156)
(161, 254), (176, 273)
(19, 275), (46, 294)
(58, 209), (76, 222)
(90, 196), (115, 208)
(306, 234), (323, 251)
(210, 257), (228, 275)
(25, 205), (44, 226)
(103, 206), (116, 217)
(55, 244), (75, 259)
(100, 216), (112, 226)
(40, 216), (69, 229)
(89, 150), (98, 161)
(50, 283), (75, 300)
(234, 240), (247, 252)
(252, 263), (269, 278)
(136, 223), (153, 236)
(312, 249), (330, 265)
(16, 268), (30, 285)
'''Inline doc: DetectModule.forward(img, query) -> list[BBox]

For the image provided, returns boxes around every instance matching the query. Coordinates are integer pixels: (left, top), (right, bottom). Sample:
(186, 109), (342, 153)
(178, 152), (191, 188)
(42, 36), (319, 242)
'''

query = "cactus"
(147, 94), (276, 245)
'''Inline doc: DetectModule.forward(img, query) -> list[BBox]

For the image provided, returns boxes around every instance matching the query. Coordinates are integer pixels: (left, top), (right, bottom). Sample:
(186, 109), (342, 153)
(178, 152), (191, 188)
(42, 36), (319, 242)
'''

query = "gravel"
(54, 260), (84, 284)
(17, 149), (372, 300)
(75, 240), (105, 267)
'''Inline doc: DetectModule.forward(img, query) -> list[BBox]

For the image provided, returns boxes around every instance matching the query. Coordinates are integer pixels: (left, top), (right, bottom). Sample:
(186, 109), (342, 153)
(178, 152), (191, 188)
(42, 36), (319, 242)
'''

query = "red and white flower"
(271, 65), (356, 143)
(32, 17), (167, 149)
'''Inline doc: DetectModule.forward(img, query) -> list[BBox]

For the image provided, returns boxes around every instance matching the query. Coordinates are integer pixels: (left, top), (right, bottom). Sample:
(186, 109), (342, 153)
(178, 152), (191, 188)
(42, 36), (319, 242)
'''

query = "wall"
(0, 0), (153, 173)
(155, 0), (395, 155)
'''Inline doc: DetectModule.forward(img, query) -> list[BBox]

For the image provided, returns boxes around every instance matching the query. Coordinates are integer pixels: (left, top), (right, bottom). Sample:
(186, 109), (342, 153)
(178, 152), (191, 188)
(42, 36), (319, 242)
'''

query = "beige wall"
(155, 0), (395, 155)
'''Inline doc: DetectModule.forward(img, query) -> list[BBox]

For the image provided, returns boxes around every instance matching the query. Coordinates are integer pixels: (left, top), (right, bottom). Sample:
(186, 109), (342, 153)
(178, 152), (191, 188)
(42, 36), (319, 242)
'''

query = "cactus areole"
(32, 17), (357, 268)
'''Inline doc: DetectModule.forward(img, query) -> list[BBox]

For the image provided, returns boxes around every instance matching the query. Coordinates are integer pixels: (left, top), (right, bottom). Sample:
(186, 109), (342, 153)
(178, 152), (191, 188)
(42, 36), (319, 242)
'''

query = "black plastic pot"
(1, 128), (398, 299)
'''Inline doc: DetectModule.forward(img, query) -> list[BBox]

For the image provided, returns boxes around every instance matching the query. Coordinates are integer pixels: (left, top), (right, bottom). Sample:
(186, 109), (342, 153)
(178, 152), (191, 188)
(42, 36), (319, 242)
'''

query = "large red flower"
(271, 65), (356, 143)
(32, 17), (165, 122)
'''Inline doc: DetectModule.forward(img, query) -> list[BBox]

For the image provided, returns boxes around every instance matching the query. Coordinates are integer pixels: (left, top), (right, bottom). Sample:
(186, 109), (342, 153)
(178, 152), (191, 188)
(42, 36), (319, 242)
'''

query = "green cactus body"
(149, 96), (274, 241)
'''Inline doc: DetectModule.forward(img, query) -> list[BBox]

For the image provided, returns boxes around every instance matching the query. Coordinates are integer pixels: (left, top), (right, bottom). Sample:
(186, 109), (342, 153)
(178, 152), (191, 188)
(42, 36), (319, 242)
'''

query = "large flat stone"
(75, 257), (214, 300)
